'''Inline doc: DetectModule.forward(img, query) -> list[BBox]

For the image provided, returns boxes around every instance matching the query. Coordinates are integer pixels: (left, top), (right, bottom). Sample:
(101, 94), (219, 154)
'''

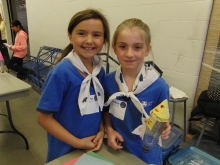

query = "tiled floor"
(0, 74), (220, 165)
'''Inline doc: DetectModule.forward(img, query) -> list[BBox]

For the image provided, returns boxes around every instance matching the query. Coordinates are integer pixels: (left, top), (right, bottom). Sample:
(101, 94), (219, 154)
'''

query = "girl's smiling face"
(68, 18), (104, 64)
(113, 27), (151, 74)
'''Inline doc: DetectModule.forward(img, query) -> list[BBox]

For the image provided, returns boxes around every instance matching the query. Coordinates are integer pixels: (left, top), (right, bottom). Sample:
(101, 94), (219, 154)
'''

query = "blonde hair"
(112, 18), (151, 47)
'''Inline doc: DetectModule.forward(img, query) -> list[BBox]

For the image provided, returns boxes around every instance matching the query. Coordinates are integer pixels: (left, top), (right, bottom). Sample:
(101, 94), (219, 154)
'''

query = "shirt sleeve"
(37, 72), (66, 113)
(11, 32), (27, 51)
(158, 79), (170, 103)
(37, 108), (56, 114)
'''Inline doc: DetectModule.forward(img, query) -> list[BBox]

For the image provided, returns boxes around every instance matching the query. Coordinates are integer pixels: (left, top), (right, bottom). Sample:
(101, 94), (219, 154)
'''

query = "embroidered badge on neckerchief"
(64, 51), (104, 116)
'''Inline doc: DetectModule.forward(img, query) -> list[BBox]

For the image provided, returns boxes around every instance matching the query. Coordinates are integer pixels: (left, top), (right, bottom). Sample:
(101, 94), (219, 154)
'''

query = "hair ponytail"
(55, 44), (73, 65)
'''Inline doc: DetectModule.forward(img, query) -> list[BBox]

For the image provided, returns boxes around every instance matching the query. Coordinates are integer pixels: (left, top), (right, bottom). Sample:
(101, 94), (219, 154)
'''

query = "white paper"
(132, 124), (143, 136)
(109, 99), (126, 120)
(169, 86), (188, 99)
(3, 43), (12, 48)
(83, 95), (99, 115)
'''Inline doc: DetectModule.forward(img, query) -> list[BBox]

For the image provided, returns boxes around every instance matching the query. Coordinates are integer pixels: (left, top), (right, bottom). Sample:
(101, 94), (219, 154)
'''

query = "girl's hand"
(144, 119), (171, 139)
(90, 130), (104, 151)
(161, 122), (171, 139)
(106, 128), (124, 150)
(80, 135), (97, 150)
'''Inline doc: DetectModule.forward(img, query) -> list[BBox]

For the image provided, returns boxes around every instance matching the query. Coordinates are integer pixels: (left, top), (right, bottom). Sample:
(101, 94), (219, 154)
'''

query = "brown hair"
(11, 20), (26, 32)
(56, 9), (110, 64)
(112, 18), (151, 47)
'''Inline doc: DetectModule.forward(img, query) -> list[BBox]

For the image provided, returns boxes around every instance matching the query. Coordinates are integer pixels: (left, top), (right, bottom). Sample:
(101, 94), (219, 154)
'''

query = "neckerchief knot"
(64, 51), (104, 116)
(105, 64), (159, 118)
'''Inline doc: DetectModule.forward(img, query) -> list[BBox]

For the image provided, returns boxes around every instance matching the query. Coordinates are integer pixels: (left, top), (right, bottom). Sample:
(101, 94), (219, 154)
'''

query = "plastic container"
(142, 121), (167, 152)
(166, 146), (220, 165)
(142, 99), (169, 152)
(162, 127), (182, 161)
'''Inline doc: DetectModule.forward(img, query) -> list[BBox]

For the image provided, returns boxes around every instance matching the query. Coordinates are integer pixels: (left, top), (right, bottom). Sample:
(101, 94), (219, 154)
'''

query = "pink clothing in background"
(0, 51), (4, 60)
(11, 30), (28, 58)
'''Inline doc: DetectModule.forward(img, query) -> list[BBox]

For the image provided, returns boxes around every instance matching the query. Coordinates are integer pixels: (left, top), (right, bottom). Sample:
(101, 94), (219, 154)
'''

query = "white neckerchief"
(104, 64), (159, 119)
(64, 51), (104, 116)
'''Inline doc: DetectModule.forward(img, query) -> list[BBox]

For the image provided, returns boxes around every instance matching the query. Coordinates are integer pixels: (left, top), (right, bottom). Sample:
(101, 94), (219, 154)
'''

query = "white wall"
(26, 0), (213, 130)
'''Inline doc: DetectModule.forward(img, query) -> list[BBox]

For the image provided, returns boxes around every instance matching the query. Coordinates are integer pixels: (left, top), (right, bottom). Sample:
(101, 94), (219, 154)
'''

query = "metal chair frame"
(23, 46), (62, 90)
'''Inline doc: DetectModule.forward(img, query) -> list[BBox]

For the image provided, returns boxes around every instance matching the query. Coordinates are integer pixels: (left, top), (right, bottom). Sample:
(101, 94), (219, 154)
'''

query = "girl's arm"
(104, 111), (124, 150)
(11, 33), (27, 51)
(0, 21), (5, 31)
(38, 112), (97, 150)
(90, 115), (105, 151)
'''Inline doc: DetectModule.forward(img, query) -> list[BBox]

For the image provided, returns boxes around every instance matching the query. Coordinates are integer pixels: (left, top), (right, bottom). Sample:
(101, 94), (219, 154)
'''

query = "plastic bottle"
(141, 99), (169, 152)
(0, 52), (4, 73)
(142, 121), (167, 152)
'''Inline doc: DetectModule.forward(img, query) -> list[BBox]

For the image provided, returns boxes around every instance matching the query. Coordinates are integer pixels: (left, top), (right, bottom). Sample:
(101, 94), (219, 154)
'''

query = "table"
(170, 97), (188, 142)
(0, 72), (31, 149)
(45, 138), (148, 165)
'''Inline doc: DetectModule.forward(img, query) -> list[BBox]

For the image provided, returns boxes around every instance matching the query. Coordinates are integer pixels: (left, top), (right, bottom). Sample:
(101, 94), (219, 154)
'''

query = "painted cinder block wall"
(26, 0), (213, 130)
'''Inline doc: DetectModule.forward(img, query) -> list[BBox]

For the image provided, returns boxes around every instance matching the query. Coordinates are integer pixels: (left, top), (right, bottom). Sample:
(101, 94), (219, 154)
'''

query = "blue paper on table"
(73, 153), (114, 165)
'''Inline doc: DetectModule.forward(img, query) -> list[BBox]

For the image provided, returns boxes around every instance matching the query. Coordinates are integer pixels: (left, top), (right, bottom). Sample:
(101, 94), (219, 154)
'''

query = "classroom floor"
(0, 73), (220, 165)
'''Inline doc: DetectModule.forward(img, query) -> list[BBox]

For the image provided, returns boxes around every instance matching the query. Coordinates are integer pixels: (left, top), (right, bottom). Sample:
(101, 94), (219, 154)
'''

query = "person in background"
(6, 20), (28, 80)
(103, 18), (171, 165)
(0, 13), (10, 64)
(37, 9), (110, 163)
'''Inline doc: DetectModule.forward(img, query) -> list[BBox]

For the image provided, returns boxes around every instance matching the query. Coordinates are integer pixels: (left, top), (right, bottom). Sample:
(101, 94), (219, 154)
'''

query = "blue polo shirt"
(103, 71), (169, 165)
(37, 59), (105, 162)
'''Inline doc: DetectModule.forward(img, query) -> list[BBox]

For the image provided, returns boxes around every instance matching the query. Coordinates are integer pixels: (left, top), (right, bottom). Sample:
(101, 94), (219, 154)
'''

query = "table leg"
(171, 102), (176, 127)
(0, 101), (29, 150)
(184, 100), (186, 142)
